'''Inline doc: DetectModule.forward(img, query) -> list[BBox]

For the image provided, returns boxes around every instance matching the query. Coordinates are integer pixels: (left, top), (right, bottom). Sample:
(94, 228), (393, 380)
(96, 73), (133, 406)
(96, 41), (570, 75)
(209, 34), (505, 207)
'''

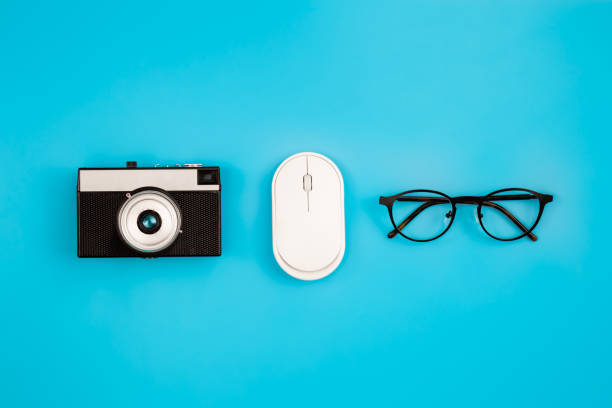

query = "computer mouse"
(272, 152), (345, 280)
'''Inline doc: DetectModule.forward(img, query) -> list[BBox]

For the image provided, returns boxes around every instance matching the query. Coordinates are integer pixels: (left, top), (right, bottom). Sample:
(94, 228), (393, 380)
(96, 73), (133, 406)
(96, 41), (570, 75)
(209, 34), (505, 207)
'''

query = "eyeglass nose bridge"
(451, 196), (485, 205)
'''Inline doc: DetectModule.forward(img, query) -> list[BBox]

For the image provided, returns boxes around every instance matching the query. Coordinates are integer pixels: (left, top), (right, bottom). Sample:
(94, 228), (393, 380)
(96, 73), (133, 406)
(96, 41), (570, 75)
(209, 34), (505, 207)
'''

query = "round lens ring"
(137, 210), (162, 234)
(478, 188), (541, 241)
(117, 190), (182, 253)
(390, 190), (455, 242)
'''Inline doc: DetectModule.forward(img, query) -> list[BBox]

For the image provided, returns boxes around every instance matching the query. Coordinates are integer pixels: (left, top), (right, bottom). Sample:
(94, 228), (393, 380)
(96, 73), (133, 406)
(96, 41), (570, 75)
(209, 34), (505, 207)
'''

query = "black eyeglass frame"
(378, 188), (553, 242)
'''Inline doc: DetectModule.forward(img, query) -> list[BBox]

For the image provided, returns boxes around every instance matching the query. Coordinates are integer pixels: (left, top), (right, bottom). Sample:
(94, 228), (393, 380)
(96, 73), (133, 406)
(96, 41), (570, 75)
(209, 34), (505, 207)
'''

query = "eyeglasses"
(379, 188), (553, 242)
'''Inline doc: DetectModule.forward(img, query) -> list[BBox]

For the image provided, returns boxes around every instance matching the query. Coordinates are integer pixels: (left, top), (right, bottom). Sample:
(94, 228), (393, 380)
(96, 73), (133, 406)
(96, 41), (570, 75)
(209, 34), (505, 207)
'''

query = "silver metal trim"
(117, 190), (182, 253)
(79, 169), (219, 192)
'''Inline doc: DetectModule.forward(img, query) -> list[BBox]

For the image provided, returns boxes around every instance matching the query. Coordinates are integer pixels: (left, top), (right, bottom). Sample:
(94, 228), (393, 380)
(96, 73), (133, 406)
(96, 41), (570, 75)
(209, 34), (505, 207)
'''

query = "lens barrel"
(117, 190), (181, 253)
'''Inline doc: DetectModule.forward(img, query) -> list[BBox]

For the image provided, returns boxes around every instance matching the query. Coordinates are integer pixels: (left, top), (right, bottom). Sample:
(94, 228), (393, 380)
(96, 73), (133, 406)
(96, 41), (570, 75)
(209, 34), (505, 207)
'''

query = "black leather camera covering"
(77, 190), (221, 257)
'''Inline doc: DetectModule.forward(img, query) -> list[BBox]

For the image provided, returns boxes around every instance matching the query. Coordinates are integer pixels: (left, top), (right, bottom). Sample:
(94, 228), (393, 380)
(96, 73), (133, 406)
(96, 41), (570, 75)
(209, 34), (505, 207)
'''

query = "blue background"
(1, 1), (611, 406)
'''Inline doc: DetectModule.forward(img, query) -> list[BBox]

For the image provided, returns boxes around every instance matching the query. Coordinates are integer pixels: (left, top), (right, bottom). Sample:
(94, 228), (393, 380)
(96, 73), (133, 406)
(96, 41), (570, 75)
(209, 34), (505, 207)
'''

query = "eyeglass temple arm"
(481, 201), (537, 241)
(387, 201), (439, 238)
(387, 198), (537, 241)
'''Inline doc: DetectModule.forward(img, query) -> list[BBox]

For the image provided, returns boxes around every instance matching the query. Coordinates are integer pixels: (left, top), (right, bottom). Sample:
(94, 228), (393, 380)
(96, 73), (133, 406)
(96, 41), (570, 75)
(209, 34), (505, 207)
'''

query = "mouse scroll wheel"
(303, 174), (312, 192)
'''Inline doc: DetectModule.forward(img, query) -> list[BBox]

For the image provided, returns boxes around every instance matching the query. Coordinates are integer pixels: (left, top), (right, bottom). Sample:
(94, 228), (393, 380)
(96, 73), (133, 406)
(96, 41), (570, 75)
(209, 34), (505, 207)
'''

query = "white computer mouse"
(272, 152), (345, 280)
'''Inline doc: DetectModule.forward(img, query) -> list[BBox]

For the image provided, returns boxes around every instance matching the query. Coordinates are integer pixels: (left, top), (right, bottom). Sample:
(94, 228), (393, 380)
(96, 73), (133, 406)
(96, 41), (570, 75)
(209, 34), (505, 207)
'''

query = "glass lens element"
(141, 214), (158, 229)
(480, 189), (540, 239)
(391, 191), (453, 240)
(136, 209), (162, 235)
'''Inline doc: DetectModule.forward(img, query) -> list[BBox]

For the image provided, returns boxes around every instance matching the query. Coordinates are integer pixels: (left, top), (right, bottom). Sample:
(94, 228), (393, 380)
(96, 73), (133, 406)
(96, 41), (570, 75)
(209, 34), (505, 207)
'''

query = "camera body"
(77, 162), (221, 257)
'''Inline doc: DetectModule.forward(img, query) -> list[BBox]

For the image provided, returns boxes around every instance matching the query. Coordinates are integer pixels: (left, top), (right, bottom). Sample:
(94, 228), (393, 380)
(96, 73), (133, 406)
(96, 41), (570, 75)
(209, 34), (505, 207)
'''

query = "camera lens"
(137, 210), (162, 234)
(117, 190), (182, 253)
(142, 215), (157, 228)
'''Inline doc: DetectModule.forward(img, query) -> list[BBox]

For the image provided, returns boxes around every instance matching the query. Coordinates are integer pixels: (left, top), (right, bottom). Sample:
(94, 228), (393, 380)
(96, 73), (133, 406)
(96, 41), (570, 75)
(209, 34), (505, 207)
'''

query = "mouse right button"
(306, 155), (344, 269)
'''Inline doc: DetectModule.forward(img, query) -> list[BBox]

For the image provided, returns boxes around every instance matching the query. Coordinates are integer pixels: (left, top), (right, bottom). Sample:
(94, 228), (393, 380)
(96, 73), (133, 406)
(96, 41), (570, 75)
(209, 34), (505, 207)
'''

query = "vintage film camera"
(77, 162), (221, 257)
